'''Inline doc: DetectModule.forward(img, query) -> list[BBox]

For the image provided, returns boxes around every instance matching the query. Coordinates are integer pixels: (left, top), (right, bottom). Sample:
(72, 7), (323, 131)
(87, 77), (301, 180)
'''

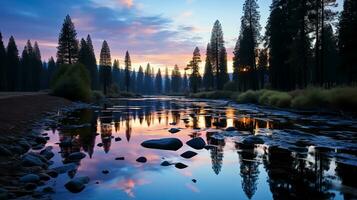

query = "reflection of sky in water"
(42, 98), (355, 200)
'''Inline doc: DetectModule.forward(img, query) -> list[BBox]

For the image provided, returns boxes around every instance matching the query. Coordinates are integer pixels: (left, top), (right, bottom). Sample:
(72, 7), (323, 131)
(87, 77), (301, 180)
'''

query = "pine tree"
(33, 41), (42, 91)
(47, 57), (57, 85)
(6, 36), (20, 91)
(235, 0), (261, 91)
(187, 47), (202, 93)
(112, 59), (120, 88)
(155, 68), (163, 94)
(130, 69), (136, 92)
(86, 35), (98, 89)
(322, 24), (339, 87)
(210, 20), (228, 89)
(136, 65), (144, 93)
(164, 67), (171, 93)
(257, 49), (268, 89)
(171, 65), (182, 93)
(203, 43), (214, 90)
(182, 71), (188, 93)
(99, 40), (112, 95)
(144, 63), (152, 94)
(124, 51), (131, 92)
(57, 15), (79, 65)
(0, 32), (7, 90)
(21, 40), (33, 91)
(339, 0), (357, 84)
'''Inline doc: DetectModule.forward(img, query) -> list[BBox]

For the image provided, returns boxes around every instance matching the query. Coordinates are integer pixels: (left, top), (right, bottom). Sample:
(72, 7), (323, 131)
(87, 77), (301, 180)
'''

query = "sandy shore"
(0, 93), (71, 135)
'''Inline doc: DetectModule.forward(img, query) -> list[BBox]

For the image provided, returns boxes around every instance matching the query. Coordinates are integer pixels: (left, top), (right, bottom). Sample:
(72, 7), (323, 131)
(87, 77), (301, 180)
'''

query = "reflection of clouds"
(185, 183), (200, 193)
(113, 178), (151, 198)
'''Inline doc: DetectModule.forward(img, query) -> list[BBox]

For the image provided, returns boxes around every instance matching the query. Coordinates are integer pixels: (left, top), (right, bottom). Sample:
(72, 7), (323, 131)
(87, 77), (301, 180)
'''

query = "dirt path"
(0, 93), (71, 134)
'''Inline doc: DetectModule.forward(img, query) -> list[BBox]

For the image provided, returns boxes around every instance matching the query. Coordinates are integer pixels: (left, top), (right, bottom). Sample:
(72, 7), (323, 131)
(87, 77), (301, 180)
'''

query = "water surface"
(41, 97), (357, 200)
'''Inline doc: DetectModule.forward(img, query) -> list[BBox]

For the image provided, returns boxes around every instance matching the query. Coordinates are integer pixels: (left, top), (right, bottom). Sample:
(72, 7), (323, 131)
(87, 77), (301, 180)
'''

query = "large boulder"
(141, 138), (183, 151)
(21, 153), (48, 168)
(64, 176), (90, 193)
(186, 137), (206, 150)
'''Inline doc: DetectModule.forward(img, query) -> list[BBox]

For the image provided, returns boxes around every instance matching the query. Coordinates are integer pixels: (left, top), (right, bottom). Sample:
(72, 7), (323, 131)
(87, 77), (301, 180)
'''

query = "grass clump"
(190, 91), (240, 100)
(51, 64), (91, 102)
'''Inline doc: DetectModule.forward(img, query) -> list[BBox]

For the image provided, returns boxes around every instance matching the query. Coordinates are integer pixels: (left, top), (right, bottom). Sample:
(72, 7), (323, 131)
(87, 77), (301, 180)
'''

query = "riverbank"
(190, 87), (357, 115)
(0, 93), (74, 199)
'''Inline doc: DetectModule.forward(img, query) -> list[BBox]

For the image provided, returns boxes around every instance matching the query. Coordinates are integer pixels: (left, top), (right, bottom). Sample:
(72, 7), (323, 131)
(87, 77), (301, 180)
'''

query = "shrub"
(290, 88), (328, 109)
(326, 87), (357, 111)
(223, 81), (239, 91)
(51, 64), (91, 102)
(236, 90), (259, 103)
(190, 91), (239, 99)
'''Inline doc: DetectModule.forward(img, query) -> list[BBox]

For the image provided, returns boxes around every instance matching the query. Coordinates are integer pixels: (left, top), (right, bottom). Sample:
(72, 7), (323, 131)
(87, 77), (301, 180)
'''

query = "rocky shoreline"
(0, 94), (90, 199)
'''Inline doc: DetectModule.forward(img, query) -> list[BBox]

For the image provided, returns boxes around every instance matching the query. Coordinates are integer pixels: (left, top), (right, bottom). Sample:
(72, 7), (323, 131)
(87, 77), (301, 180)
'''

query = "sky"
(0, 0), (343, 73)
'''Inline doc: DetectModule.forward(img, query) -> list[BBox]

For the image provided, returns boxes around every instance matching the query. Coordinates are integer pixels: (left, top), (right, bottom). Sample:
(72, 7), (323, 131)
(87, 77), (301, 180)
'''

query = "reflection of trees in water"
(336, 161), (357, 199)
(191, 108), (200, 129)
(204, 115), (212, 128)
(171, 110), (180, 125)
(236, 143), (260, 199)
(234, 117), (255, 133)
(206, 132), (225, 175)
(262, 147), (335, 200)
(125, 118), (132, 142)
(101, 123), (112, 153)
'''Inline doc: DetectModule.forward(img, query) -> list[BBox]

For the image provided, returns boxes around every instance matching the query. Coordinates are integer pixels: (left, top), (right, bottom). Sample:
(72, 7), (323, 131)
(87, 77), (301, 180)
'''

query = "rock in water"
(64, 176), (90, 193)
(175, 163), (188, 169)
(102, 170), (109, 174)
(168, 128), (180, 134)
(225, 127), (237, 131)
(115, 157), (125, 160)
(40, 146), (54, 160)
(186, 137), (206, 150)
(141, 138), (183, 151)
(67, 152), (86, 161)
(115, 137), (122, 142)
(241, 136), (264, 146)
(180, 151), (197, 159)
(160, 161), (172, 166)
(20, 174), (40, 183)
(136, 157), (147, 163)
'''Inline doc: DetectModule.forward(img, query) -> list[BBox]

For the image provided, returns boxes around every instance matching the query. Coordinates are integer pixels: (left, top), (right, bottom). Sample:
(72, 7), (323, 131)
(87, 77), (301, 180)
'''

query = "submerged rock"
(168, 128), (181, 134)
(175, 162), (188, 169)
(40, 146), (54, 160)
(50, 163), (77, 174)
(136, 157), (147, 163)
(160, 161), (172, 166)
(67, 152), (86, 162)
(115, 137), (122, 142)
(141, 138), (183, 151)
(192, 179), (197, 183)
(21, 153), (48, 168)
(225, 127), (237, 132)
(102, 170), (109, 174)
(20, 174), (40, 183)
(180, 151), (197, 159)
(240, 136), (264, 146)
(65, 176), (90, 193)
(186, 137), (206, 150)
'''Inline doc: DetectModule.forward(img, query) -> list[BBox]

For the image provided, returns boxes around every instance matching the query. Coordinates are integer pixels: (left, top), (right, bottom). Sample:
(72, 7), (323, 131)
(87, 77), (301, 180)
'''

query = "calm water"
(41, 97), (357, 200)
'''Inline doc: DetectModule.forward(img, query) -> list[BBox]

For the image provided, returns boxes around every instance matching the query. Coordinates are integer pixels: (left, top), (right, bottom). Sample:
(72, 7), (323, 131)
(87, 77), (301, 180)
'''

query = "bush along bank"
(190, 87), (357, 113)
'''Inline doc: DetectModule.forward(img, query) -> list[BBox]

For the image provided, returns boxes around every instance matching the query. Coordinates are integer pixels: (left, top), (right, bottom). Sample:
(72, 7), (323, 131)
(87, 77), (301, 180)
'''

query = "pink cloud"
(119, 0), (134, 8)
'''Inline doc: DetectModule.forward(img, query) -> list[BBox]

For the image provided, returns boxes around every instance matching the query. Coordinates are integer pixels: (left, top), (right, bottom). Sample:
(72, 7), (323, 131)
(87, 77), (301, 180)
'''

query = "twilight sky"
(0, 0), (343, 72)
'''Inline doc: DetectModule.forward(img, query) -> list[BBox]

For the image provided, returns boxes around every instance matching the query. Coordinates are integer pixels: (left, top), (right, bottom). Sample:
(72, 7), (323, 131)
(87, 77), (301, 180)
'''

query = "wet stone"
(115, 157), (125, 160)
(175, 162), (188, 169)
(186, 137), (206, 150)
(192, 179), (197, 183)
(102, 170), (109, 174)
(225, 127), (237, 131)
(168, 128), (181, 134)
(180, 151), (198, 159)
(97, 143), (103, 147)
(115, 137), (122, 142)
(20, 174), (40, 183)
(161, 161), (172, 166)
(64, 176), (90, 193)
(136, 157), (147, 163)
(141, 138), (183, 151)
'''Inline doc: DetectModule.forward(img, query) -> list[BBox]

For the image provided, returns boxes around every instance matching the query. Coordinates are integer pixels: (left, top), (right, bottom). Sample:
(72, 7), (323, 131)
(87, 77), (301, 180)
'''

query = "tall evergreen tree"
(112, 59), (120, 88)
(57, 15), (78, 65)
(322, 24), (339, 87)
(0, 33), (7, 90)
(144, 63), (153, 94)
(130, 69), (136, 92)
(6, 36), (20, 91)
(257, 49), (268, 89)
(171, 65), (182, 93)
(182, 71), (189, 93)
(33, 41), (42, 91)
(164, 67), (171, 93)
(187, 47), (202, 93)
(235, 0), (261, 91)
(210, 20), (228, 89)
(21, 40), (33, 91)
(47, 57), (57, 85)
(203, 43), (214, 90)
(87, 35), (98, 89)
(124, 51), (131, 92)
(99, 40), (112, 95)
(136, 65), (144, 93)
(155, 68), (163, 94)
(339, 0), (357, 84)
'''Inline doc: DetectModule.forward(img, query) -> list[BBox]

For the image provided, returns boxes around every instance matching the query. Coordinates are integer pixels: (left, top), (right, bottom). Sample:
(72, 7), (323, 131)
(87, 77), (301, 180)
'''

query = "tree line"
(0, 0), (355, 94)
